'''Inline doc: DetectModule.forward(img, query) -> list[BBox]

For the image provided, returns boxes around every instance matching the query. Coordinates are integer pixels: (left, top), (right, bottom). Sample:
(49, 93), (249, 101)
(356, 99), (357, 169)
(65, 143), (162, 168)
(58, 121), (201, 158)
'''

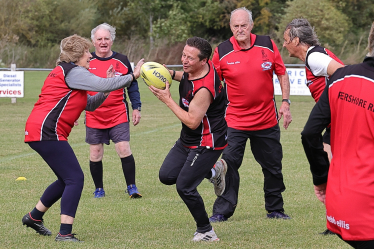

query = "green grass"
(0, 71), (350, 248)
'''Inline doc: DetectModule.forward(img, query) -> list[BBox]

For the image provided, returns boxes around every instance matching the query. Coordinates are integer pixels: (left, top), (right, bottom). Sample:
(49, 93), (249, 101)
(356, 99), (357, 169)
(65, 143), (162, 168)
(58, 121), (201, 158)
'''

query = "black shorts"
(322, 127), (330, 145)
(85, 122), (130, 145)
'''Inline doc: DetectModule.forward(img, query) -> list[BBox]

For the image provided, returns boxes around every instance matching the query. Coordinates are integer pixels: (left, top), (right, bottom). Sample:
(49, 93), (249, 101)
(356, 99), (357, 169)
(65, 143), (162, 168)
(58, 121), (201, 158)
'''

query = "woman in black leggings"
(22, 34), (144, 242)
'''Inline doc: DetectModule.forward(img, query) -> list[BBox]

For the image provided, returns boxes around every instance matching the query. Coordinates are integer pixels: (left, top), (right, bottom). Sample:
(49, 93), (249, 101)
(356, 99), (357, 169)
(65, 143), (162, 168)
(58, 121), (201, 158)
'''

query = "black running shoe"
(320, 229), (336, 235)
(209, 214), (228, 223)
(267, 211), (291, 219)
(55, 233), (83, 242)
(22, 213), (52, 236)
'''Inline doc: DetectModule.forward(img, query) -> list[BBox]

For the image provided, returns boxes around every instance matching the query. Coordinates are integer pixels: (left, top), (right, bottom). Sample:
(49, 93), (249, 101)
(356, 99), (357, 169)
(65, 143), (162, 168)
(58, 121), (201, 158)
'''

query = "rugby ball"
(140, 62), (172, 89)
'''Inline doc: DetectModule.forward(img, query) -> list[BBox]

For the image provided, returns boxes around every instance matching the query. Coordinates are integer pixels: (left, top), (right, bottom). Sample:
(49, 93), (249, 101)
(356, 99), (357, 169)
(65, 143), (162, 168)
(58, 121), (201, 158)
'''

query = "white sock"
(211, 168), (216, 178)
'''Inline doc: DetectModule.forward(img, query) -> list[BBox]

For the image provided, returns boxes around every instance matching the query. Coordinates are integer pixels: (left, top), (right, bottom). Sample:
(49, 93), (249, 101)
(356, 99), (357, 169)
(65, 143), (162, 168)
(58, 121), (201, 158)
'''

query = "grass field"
(0, 71), (351, 249)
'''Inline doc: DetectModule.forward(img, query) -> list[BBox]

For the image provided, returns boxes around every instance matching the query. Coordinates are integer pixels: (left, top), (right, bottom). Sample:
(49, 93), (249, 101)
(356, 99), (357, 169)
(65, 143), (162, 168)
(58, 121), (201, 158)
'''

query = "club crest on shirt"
(114, 72), (123, 77)
(261, 61), (272, 71)
(182, 98), (190, 107)
(47, 72), (57, 78)
(115, 62), (121, 72)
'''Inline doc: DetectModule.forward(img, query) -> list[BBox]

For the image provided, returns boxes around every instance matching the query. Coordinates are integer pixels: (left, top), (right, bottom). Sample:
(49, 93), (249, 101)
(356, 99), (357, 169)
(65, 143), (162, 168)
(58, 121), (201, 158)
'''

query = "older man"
(209, 7), (292, 223)
(86, 23), (142, 198)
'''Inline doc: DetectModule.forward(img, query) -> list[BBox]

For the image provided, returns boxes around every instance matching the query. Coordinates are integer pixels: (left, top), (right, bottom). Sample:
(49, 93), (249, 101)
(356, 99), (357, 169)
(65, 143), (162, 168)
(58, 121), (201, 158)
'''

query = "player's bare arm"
(164, 65), (183, 82)
(149, 82), (211, 130)
(327, 59), (344, 76)
(277, 73), (292, 129)
(170, 70), (183, 82)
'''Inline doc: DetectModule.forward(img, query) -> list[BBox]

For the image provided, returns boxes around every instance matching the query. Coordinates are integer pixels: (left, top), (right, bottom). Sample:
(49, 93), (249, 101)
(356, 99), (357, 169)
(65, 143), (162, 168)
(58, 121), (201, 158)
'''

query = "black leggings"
(28, 141), (84, 218)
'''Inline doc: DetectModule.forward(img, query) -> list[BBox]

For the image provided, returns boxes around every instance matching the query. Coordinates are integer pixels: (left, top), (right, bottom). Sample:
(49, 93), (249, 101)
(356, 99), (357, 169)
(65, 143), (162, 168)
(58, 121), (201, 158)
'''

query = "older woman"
(22, 34), (144, 242)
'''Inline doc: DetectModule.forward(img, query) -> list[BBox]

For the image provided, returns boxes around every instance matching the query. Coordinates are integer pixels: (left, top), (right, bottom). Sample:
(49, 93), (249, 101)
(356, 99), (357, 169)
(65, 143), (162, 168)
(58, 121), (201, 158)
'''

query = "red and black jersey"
(212, 34), (286, 131)
(86, 52), (141, 129)
(179, 60), (227, 150)
(305, 46), (343, 102)
(25, 63), (85, 141)
(302, 57), (374, 240)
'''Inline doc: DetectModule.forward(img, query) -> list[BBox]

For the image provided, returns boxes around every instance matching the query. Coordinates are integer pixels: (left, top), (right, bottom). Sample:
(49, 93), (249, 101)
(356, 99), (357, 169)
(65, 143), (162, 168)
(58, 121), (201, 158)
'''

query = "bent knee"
(159, 173), (176, 185)
(65, 174), (84, 190)
(176, 184), (195, 197)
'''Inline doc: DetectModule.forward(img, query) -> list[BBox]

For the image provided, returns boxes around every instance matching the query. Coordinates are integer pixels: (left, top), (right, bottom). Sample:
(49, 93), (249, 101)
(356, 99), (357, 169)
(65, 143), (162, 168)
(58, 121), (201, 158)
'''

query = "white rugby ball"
(140, 62), (172, 89)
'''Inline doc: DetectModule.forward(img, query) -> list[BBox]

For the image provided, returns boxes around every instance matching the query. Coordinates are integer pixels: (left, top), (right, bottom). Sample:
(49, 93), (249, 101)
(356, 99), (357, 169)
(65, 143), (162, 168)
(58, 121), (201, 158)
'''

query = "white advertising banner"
(273, 68), (311, 96)
(0, 71), (24, 98)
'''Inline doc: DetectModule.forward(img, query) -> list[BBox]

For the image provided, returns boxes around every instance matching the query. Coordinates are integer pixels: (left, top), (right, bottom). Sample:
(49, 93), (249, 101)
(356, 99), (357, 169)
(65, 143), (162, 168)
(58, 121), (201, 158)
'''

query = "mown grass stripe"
(0, 123), (180, 163)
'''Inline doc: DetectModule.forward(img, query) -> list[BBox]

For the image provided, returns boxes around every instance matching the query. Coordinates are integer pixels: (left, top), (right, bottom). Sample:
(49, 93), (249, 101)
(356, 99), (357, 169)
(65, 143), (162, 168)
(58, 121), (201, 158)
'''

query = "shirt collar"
(230, 33), (256, 51)
(363, 56), (374, 67)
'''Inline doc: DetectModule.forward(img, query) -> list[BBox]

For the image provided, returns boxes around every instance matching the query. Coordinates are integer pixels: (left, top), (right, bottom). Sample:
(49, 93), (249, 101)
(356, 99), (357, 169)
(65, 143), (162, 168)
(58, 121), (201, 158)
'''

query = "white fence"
(0, 64), (310, 103)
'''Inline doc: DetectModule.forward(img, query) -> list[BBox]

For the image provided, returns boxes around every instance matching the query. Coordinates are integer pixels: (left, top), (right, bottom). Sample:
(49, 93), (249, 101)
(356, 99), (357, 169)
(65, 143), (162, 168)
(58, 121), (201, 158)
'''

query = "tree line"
(0, 0), (373, 67)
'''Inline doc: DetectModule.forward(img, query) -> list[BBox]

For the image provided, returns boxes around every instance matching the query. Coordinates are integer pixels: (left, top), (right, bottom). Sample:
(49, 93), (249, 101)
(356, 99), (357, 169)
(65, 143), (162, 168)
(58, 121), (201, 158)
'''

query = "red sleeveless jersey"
(179, 60), (227, 149)
(305, 46), (343, 102)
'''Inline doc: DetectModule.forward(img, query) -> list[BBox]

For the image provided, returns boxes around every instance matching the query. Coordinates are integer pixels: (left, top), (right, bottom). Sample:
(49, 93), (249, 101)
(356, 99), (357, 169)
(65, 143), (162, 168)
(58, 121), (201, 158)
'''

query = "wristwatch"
(130, 72), (135, 81)
(282, 99), (291, 105)
(136, 106), (141, 111)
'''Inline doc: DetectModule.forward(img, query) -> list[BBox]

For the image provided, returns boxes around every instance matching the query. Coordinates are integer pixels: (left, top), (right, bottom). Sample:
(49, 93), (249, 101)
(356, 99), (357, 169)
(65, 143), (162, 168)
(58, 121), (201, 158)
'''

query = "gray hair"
(91, 23), (116, 41)
(367, 22), (374, 57)
(230, 7), (253, 25)
(285, 18), (320, 46)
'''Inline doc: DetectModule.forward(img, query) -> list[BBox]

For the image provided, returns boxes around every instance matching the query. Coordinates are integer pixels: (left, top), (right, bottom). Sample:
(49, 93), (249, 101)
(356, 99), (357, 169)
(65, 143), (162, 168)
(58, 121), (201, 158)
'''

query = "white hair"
(230, 7), (253, 25)
(91, 23), (116, 41)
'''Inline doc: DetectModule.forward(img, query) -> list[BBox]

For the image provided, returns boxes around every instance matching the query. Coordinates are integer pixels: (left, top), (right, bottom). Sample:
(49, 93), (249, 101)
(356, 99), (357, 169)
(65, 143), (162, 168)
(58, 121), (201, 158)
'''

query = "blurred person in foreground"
(86, 23), (142, 199)
(209, 7), (292, 223)
(301, 22), (374, 249)
(149, 37), (227, 242)
(22, 34), (144, 242)
(283, 18), (344, 235)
